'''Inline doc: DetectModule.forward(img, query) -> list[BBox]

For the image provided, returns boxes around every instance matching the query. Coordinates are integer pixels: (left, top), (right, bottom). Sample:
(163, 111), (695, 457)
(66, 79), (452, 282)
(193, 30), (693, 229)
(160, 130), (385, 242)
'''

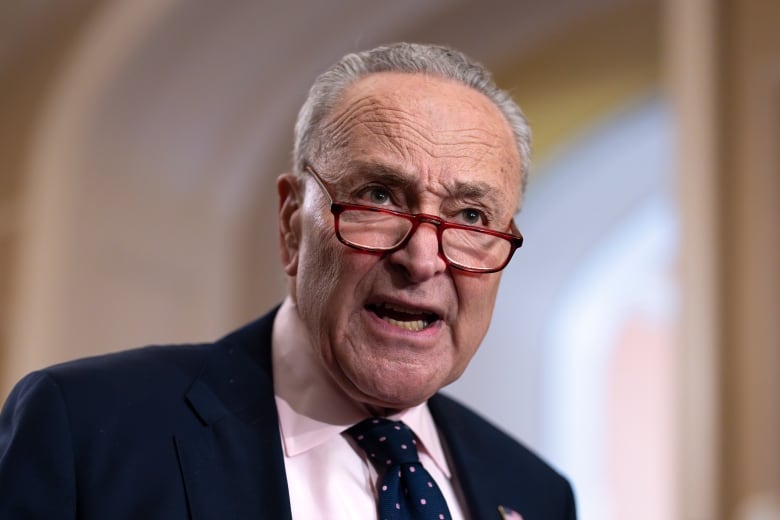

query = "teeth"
(371, 302), (436, 332)
(383, 317), (428, 331)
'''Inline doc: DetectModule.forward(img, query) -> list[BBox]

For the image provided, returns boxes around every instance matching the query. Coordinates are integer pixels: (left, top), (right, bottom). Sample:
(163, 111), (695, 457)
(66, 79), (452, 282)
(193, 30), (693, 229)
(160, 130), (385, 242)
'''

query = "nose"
(388, 220), (447, 282)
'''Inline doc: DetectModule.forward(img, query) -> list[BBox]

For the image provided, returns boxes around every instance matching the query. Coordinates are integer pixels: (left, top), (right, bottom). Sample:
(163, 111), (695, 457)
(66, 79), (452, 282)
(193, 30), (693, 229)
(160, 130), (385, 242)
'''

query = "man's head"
(293, 43), (531, 195)
(277, 43), (528, 414)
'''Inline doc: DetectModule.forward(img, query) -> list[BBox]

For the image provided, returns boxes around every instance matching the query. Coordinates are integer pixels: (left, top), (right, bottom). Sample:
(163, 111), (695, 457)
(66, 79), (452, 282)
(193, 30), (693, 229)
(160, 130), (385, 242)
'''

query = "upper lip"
(365, 296), (445, 320)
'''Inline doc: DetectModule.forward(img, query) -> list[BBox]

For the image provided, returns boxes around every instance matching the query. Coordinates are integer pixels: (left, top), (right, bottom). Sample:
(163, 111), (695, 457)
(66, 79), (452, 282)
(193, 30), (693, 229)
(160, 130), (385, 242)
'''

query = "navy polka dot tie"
(347, 418), (453, 520)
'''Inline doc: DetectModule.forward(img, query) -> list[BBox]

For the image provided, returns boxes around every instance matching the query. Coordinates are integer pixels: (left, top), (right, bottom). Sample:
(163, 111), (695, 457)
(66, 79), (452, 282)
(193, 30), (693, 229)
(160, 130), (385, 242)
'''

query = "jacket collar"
(173, 307), (513, 519)
(175, 308), (293, 520)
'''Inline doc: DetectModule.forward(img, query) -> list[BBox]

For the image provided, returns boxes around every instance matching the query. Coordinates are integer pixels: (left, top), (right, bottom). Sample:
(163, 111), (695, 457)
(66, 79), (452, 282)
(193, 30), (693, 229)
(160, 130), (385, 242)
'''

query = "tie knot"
(347, 418), (420, 468)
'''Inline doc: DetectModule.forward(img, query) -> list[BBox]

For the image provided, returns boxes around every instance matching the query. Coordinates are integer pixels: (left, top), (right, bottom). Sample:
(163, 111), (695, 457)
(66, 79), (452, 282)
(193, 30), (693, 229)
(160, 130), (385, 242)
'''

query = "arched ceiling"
(1, 0), (659, 393)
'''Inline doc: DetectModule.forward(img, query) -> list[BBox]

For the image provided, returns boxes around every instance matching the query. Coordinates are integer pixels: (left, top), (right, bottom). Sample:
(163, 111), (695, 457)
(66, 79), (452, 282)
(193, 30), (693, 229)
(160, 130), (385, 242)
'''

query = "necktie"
(347, 418), (453, 520)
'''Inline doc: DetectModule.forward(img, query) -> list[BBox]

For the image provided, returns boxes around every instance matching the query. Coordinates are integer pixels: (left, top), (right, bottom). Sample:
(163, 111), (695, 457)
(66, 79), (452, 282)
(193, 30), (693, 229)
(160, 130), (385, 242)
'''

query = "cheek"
(453, 274), (502, 347)
(294, 225), (375, 342)
(296, 241), (340, 316)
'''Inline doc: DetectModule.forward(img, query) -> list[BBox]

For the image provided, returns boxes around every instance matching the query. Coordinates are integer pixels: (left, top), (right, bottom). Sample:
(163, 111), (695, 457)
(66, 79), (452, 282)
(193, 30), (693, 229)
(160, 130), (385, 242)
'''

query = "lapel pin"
(498, 505), (524, 520)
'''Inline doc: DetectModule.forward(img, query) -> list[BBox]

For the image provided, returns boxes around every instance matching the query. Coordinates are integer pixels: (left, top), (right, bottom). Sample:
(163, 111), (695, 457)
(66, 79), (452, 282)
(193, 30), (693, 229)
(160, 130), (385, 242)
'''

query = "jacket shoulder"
(32, 308), (278, 398)
(0, 311), (281, 518)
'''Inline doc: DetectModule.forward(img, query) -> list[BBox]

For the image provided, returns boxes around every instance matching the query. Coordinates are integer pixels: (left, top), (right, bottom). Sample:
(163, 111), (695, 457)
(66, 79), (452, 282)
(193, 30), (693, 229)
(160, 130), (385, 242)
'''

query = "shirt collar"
(271, 297), (452, 478)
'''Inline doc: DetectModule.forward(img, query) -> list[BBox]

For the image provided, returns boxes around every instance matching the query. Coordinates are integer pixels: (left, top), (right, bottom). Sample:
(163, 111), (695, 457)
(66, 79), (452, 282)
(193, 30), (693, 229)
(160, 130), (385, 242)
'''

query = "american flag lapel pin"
(498, 505), (524, 520)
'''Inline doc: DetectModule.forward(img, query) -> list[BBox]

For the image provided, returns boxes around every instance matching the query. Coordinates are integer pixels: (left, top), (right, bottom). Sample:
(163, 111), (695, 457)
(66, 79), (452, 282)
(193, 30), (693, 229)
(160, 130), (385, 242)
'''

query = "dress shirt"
(272, 297), (467, 519)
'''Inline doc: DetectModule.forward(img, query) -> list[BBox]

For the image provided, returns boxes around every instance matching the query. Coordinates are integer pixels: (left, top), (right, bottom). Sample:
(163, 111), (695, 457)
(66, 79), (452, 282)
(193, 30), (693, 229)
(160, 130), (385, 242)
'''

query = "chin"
(351, 374), (442, 411)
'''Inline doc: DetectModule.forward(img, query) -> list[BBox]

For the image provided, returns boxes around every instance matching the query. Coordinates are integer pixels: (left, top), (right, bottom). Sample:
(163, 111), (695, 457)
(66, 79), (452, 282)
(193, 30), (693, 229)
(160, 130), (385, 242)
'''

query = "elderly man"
(0, 43), (576, 519)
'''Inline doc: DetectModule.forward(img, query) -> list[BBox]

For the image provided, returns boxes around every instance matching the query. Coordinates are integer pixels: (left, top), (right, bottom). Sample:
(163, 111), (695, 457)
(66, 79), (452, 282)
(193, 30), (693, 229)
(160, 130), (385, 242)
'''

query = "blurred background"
(0, 0), (777, 518)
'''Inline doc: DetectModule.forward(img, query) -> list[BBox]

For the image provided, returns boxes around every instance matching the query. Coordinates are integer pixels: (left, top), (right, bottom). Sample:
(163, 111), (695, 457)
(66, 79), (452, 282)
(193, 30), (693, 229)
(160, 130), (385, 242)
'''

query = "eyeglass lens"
(338, 208), (511, 270)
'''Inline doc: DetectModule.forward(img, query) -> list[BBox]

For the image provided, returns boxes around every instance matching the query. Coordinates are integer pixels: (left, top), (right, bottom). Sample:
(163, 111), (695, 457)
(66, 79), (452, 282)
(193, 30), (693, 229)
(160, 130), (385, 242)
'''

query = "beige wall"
(0, 0), (102, 393)
(669, 0), (780, 517)
(720, 0), (780, 517)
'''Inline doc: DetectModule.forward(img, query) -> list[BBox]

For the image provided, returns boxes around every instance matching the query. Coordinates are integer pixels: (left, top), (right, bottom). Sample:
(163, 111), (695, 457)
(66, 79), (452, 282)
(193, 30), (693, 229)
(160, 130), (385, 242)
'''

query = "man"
(0, 43), (576, 519)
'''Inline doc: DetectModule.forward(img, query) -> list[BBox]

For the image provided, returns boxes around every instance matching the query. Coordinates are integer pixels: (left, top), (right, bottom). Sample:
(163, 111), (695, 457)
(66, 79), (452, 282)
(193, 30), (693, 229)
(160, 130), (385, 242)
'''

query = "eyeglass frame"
(303, 164), (524, 274)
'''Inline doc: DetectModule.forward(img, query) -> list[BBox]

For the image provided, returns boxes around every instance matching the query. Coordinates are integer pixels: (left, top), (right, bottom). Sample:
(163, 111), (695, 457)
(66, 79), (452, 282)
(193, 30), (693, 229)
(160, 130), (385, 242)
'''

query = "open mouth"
(366, 302), (440, 332)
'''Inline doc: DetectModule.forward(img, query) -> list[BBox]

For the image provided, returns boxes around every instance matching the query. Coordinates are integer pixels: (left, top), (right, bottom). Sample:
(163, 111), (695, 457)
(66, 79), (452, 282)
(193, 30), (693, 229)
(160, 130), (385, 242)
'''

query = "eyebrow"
(448, 179), (501, 206)
(343, 161), (410, 188)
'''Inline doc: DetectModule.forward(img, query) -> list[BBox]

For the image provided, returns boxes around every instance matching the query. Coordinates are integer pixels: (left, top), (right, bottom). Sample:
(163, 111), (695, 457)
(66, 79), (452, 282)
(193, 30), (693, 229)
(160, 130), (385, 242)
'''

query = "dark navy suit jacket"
(0, 309), (576, 519)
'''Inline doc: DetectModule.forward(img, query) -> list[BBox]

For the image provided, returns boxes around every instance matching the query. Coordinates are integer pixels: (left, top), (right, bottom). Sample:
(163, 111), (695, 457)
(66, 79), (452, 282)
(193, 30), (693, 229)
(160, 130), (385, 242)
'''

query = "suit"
(0, 308), (576, 519)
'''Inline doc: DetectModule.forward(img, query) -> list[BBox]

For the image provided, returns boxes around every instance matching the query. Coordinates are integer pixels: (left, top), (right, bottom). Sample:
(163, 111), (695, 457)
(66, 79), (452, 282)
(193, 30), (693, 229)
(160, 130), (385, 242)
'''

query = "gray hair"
(293, 42), (531, 193)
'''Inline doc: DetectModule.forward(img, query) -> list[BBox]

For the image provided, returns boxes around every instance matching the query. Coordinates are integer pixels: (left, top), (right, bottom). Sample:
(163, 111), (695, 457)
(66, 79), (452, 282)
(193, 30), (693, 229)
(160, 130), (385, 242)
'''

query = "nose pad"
(388, 222), (446, 281)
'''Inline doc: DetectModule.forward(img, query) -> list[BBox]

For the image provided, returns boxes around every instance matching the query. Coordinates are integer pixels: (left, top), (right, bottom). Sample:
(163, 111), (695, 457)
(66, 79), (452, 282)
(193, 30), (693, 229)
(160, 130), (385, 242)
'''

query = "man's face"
(278, 72), (521, 412)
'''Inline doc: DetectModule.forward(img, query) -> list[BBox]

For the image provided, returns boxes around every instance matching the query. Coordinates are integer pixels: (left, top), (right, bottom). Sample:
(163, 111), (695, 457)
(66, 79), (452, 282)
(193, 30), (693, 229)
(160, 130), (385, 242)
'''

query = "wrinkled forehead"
(317, 72), (522, 208)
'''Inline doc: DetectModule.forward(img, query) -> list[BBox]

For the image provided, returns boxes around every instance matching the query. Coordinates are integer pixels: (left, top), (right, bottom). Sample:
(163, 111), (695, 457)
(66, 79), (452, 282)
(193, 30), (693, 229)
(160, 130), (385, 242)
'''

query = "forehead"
(319, 72), (521, 207)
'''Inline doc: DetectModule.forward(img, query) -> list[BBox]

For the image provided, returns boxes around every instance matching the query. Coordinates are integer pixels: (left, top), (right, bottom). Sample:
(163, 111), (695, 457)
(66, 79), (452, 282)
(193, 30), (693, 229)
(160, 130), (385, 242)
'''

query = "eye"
(357, 185), (393, 206)
(458, 208), (485, 226)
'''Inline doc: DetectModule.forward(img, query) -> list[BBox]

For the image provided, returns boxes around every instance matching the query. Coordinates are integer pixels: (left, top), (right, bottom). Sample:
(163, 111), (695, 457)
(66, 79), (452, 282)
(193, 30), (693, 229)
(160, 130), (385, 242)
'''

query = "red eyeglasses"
(305, 165), (523, 274)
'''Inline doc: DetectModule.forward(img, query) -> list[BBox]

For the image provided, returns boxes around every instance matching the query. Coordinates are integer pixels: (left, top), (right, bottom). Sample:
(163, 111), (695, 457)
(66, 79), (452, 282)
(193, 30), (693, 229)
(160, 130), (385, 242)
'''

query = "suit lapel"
(429, 394), (501, 519)
(174, 310), (293, 520)
(430, 394), (575, 520)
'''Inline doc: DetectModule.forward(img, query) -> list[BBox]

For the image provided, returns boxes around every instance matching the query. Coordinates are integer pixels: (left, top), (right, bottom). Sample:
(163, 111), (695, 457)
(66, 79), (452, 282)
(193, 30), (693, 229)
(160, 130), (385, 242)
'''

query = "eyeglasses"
(304, 165), (523, 273)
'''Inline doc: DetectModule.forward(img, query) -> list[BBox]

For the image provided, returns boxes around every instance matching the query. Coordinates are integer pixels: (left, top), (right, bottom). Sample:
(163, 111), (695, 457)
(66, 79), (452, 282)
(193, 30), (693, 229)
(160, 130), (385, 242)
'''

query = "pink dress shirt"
(272, 297), (467, 519)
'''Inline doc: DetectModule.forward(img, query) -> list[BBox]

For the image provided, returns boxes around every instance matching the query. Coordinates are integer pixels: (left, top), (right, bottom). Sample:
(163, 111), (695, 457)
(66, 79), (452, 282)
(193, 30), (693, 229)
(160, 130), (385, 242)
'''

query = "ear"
(277, 173), (302, 276)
